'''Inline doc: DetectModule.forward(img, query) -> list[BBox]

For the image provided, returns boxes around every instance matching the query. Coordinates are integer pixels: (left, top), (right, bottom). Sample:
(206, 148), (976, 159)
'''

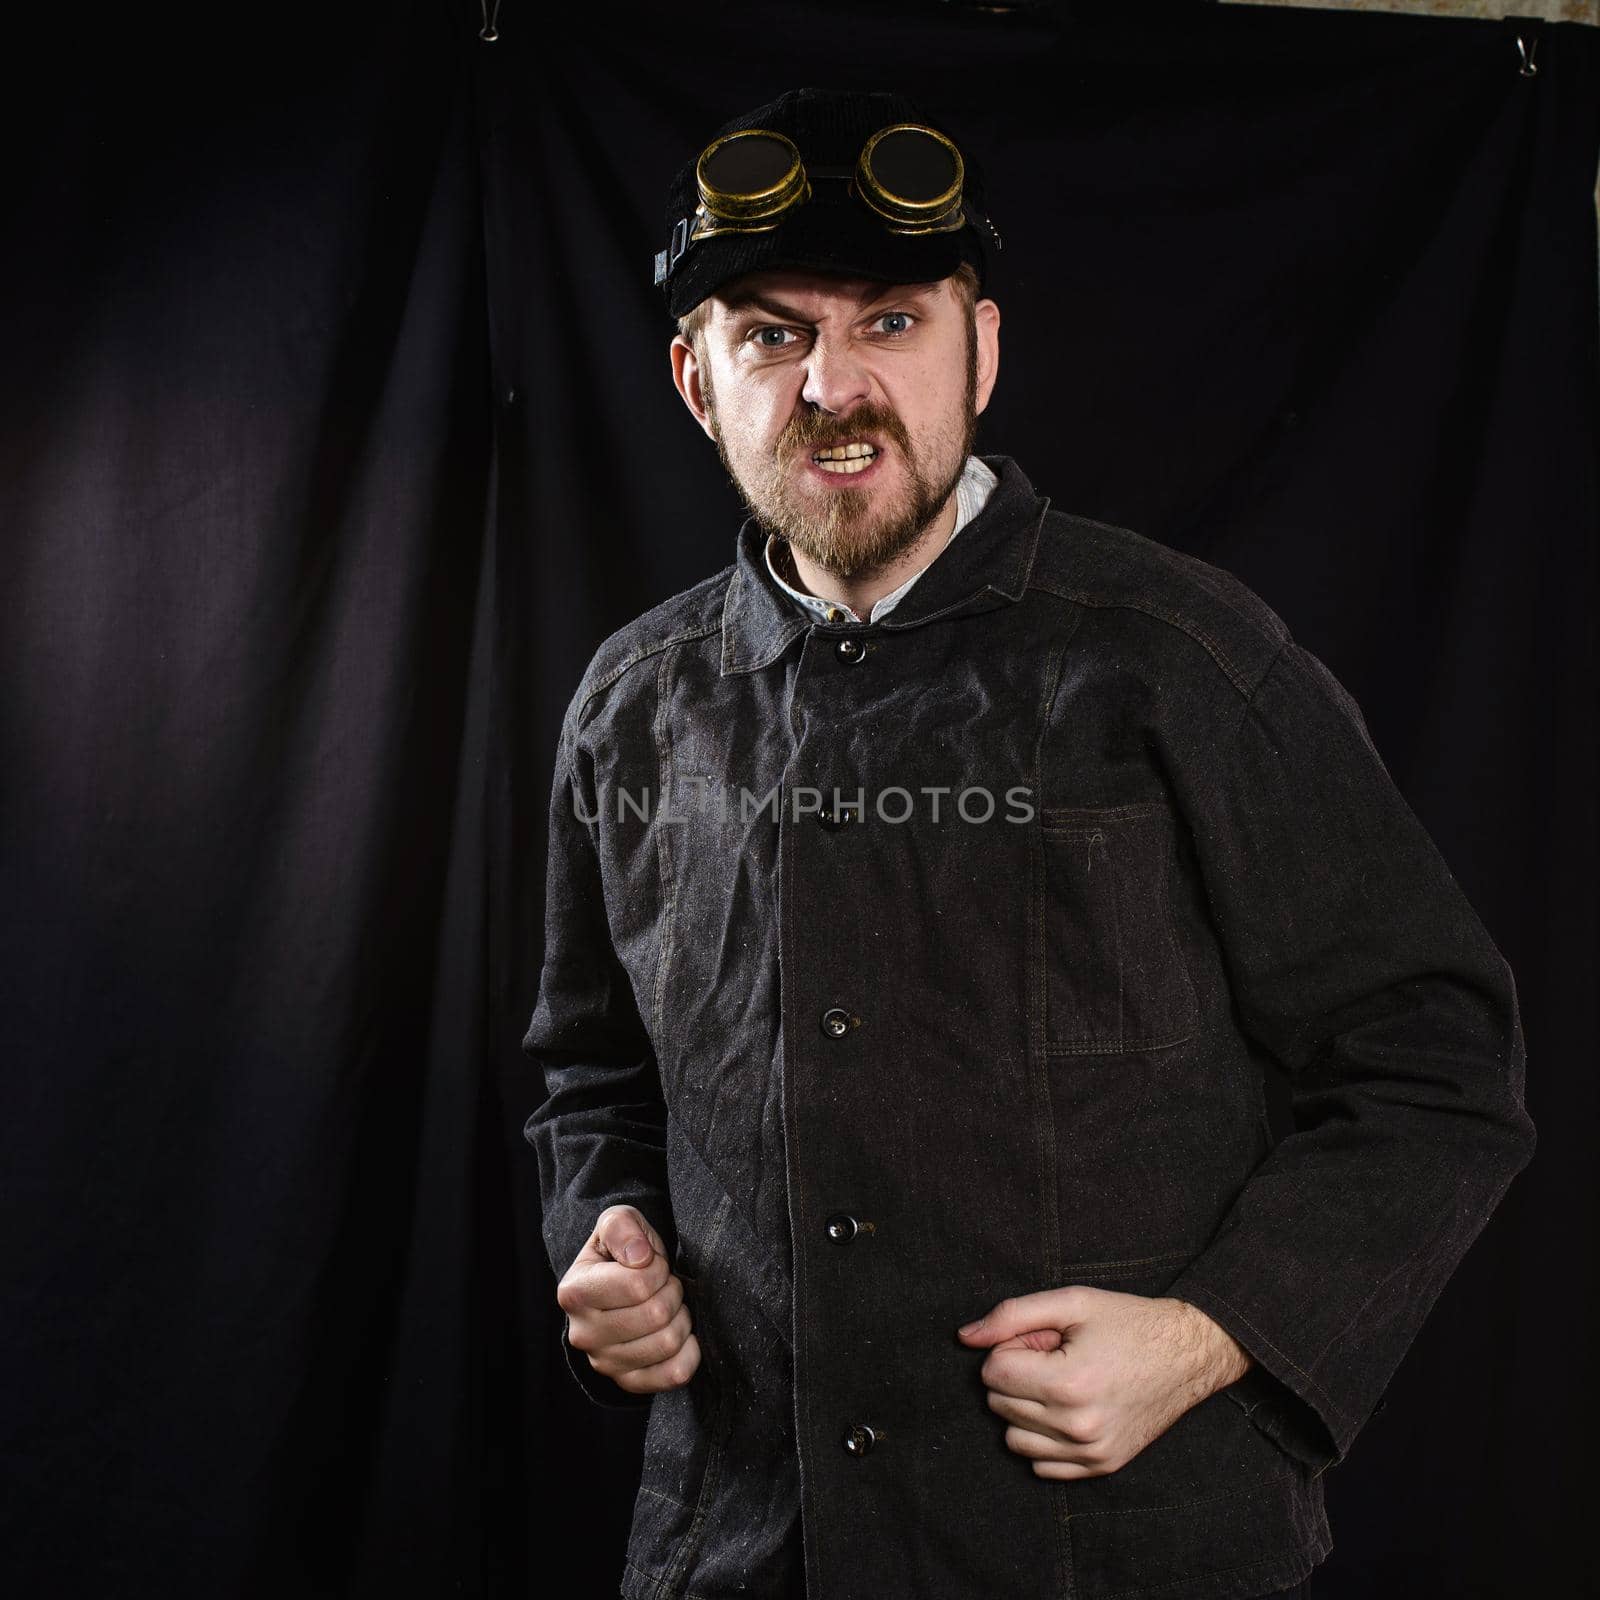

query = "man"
(522, 87), (1535, 1600)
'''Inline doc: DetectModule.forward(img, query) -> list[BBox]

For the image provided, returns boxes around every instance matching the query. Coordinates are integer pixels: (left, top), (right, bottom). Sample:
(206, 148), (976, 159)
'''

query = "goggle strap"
(966, 200), (1003, 253)
(654, 197), (1002, 288)
(654, 216), (692, 287)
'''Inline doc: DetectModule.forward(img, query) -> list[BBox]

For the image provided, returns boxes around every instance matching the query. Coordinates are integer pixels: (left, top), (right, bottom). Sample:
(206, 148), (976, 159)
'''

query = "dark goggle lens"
(699, 132), (797, 200)
(864, 127), (960, 205)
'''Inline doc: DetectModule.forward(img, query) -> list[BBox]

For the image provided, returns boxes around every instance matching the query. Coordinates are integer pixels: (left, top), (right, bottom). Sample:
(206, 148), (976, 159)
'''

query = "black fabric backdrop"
(1, 3), (1595, 1596)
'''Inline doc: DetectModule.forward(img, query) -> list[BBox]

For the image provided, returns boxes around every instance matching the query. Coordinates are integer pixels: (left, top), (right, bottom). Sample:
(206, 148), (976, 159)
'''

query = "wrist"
(1169, 1298), (1254, 1394)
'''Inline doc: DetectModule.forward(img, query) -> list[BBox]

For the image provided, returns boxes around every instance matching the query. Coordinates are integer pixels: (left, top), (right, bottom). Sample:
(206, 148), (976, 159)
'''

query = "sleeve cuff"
(1169, 1282), (1347, 1476)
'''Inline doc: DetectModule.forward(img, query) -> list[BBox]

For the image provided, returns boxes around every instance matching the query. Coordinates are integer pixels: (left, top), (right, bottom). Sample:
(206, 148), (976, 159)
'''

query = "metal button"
(820, 1007), (853, 1038)
(824, 1212), (859, 1244)
(843, 1422), (877, 1456)
(836, 637), (867, 663)
(817, 805), (854, 831)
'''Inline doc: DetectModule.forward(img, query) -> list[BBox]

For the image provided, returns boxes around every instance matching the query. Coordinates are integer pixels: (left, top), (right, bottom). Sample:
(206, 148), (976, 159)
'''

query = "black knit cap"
(655, 86), (998, 321)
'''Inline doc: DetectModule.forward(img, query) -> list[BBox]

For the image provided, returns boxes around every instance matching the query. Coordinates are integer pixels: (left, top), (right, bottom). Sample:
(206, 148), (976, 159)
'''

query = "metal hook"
(479, 0), (502, 42)
(1515, 31), (1538, 77)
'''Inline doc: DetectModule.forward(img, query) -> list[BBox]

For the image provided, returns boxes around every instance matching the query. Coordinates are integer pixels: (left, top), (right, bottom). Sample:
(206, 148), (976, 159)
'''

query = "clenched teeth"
(812, 442), (878, 462)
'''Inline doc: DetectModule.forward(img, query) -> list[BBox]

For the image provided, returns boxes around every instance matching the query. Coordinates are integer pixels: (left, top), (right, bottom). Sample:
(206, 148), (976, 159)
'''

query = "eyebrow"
(719, 281), (943, 325)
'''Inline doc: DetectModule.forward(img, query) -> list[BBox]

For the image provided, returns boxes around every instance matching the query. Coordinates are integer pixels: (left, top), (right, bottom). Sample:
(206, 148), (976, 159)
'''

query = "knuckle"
(677, 1334), (702, 1379)
(1063, 1282), (1095, 1306)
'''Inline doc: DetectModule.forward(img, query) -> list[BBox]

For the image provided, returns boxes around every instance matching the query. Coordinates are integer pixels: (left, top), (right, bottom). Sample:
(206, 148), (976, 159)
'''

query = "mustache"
(782, 412), (907, 452)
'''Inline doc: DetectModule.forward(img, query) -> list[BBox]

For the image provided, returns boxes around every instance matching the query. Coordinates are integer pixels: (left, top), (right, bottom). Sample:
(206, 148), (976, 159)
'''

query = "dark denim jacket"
(522, 455), (1535, 1600)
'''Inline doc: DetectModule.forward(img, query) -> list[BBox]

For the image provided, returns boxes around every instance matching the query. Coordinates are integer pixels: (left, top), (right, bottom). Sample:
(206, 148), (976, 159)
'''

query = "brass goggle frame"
(696, 123), (968, 238)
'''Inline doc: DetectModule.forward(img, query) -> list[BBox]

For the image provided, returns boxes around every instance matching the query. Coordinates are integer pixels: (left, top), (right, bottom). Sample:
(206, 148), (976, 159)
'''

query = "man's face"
(671, 269), (998, 581)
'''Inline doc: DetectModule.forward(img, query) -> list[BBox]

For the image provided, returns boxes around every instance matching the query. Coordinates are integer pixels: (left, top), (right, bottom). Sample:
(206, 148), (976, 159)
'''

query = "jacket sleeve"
(522, 680), (678, 1411)
(1162, 637), (1536, 1473)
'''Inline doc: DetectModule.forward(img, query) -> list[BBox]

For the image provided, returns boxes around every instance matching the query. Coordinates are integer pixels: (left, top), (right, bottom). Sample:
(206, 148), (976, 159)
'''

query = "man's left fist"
(956, 1286), (1253, 1479)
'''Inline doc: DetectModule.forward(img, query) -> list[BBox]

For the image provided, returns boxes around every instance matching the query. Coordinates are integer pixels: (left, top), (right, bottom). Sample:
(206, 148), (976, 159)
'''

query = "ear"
(670, 334), (716, 441)
(973, 298), (1001, 416)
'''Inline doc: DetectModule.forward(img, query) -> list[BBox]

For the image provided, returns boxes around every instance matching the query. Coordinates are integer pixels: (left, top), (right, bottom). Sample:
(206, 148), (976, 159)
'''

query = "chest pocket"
(1040, 801), (1199, 1054)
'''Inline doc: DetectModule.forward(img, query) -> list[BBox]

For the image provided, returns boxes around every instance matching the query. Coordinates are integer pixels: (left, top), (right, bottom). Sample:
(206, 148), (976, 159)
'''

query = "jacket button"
(835, 637), (868, 663)
(820, 1007), (854, 1038)
(824, 1212), (859, 1244)
(817, 805), (855, 831)
(843, 1422), (877, 1456)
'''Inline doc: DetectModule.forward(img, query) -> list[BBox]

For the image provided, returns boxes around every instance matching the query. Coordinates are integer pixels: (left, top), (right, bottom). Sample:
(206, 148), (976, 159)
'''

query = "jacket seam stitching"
(1032, 635), (1072, 1296)
(635, 1486), (689, 1510)
(580, 624), (721, 715)
(1057, 1246), (1197, 1274)
(1047, 509), (1288, 640)
(650, 649), (679, 1045)
(1033, 635), (1076, 1600)
(673, 1125), (794, 1350)
(1234, 641), (1313, 1066)
(1062, 1477), (1293, 1522)
(1042, 1028), (1198, 1056)
(625, 1564), (767, 1600)
(1027, 581), (1269, 702)
(1072, 1549), (1310, 1598)
(659, 1191), (738, 1593)
(778, 808), (821, 1596)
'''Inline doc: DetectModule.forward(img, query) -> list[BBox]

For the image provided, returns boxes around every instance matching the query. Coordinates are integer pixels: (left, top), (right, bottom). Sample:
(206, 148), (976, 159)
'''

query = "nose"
(799, 333), (873, 417)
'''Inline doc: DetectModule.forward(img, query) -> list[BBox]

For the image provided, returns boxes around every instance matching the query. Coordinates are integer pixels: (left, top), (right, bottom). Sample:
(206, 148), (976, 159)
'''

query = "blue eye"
(753, 326), (793, 348)
(878, 311), (914, 335)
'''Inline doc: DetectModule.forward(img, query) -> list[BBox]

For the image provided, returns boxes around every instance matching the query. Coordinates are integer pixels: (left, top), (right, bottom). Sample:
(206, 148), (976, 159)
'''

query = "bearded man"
(522, 85), (1534, 1600)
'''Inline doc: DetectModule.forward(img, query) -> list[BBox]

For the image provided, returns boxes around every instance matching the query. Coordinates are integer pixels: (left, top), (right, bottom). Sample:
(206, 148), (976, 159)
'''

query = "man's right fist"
(556, 1204), (702, 1394)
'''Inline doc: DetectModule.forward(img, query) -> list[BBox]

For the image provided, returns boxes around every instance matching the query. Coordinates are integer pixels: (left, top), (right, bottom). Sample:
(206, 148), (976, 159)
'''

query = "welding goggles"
(653, 121), (1002, 296)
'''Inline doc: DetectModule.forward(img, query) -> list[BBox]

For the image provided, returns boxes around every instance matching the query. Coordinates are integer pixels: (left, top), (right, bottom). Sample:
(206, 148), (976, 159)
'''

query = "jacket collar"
(720, 454), (1050, 676)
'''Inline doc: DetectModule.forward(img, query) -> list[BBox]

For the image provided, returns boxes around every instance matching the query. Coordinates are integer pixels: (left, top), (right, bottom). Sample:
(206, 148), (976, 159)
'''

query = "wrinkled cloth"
(524, 454), (1534, 1600)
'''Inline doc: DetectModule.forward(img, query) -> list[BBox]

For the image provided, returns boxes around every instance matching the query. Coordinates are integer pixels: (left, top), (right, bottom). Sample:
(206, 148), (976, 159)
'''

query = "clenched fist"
(957, 1285), (1252, 1479)
(557, 1204), (702, 1395)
